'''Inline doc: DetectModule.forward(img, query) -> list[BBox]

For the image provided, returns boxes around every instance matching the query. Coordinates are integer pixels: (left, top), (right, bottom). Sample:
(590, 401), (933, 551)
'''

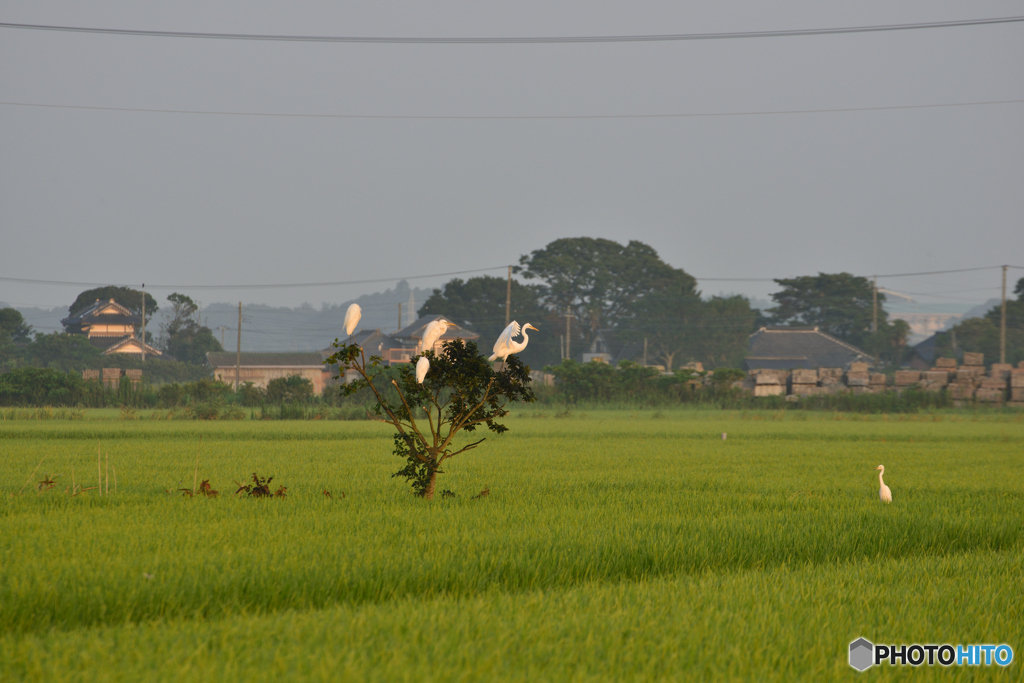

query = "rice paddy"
(2, 410), (1022, 681)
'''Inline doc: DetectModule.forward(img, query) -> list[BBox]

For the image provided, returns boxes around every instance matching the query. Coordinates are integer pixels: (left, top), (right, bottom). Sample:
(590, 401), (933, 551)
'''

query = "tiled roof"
(744, 327), (872, 370)
(205, 352), (326, 368)
(394, 315), (480, 341)
(102, 337), (163, 356)
(62, 299), (139, 328)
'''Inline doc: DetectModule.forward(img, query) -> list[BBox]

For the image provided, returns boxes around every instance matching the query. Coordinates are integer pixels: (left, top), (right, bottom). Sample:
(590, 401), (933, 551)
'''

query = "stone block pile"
(744, 352), (1023, 407)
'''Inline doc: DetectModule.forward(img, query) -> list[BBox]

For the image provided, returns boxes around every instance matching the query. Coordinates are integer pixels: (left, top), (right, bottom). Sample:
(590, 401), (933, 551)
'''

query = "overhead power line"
(2, 16), (1022, 44)
(2, 98), (1021, 120)
(0, 266), (507, 290)
(1, 266), (1018, 292)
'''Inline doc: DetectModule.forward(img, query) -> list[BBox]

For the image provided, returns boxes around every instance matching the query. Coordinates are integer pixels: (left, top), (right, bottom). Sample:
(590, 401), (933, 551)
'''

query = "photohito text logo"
(849, 638), (1013, 671)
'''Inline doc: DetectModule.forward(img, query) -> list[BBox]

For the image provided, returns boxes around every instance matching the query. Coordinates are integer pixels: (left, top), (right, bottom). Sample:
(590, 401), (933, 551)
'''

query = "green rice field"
(2, 410), (1022, 681)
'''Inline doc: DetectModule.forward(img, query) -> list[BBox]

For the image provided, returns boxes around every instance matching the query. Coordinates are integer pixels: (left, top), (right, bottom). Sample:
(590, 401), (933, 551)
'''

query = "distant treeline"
(0, 364), (969, 415)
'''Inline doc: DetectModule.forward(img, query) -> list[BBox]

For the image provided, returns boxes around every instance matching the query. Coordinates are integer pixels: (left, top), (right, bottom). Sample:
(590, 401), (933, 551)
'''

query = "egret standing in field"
(416, 356), (430, 384)
(343, 303), (361, 338)
(420, 318), (453, 354)
(489, 321), (539, 362)
(876, 465), (892, 503)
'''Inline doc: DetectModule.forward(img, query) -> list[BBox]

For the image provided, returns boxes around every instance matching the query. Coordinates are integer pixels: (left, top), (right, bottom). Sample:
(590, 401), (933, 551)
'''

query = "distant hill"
(186, 280), (435, 352)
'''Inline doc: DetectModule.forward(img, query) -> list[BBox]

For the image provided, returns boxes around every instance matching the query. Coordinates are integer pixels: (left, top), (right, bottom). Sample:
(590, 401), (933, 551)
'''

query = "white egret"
(489, 321), (539, 361)
(344, 303), (361, 337)
(876, 465), (892, 503)
(420, 318), (452, 354)
(416, 356), (430, 384)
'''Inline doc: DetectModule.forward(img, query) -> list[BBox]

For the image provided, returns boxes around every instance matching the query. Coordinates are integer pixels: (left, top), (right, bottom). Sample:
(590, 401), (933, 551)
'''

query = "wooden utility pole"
(235, 302), (241, 391)
(140, 284), (146, 362)
(564, 309), (572, 360)
(1001, 265), (1008, 364)
(505, 265), (512, 326)
(643, 338), (648, 366)
(871, 276), (878, 334)
(398, 303), (403, 332)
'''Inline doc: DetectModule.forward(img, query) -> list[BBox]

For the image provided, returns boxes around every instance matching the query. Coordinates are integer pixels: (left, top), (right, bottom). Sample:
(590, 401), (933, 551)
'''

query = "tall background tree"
(0, 308), (34, 344)
(68, 286), (159, 333)
(418, 276), (557, 367)
(935, 277), (1024, 365)
(517, 238), (689, 351)
(159, 293), (224, 363)
(766, 272), (908, 363)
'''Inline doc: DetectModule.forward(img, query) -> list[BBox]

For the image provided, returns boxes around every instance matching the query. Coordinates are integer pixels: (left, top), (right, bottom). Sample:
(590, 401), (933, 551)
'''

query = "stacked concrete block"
(754, 372), (785, 397)
(976, 377), (1005, 403)
(1010, 370), (1024, 406)
(955, 366), (985, 382)
(849, 361), (870, 373)
(920, 369), (950, 392)
(962, 351), (984, 367)
(894, 371), (921, 390)
(102, 368), (121, 390)
(846, 371), (870, 387)
(816, 367), (843, 393)
(790, 369), (819, 396)
(989, 363), (1013, 380)
(934, 357), (957, 370)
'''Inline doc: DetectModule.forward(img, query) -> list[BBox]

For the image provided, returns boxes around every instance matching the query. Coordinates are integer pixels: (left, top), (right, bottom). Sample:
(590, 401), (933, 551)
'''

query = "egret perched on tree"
(489, 321), (539, 361)
(416, 356), (430, 384)
(420, 317), (453, 354)
(343, 303), (361, 337)
(876, 465), (892, 503)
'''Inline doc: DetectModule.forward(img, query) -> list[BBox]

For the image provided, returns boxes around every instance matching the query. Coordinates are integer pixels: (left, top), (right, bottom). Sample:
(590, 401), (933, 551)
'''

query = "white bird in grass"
(876, 465), (892, 503)
(420, 318), (453, 354)
(343, 303), (361, 337)
(416, 356), (430, 384)
(489, 321), (539, 362)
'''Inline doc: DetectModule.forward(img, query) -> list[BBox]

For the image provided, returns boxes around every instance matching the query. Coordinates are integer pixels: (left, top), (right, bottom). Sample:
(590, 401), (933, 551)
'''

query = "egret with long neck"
(489, 321), (538, 362)
(876, 465), (892, 503)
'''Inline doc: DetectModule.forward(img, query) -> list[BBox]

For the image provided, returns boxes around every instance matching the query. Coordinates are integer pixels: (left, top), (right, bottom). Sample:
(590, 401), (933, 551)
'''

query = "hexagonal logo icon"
(849, 638), (874, 671)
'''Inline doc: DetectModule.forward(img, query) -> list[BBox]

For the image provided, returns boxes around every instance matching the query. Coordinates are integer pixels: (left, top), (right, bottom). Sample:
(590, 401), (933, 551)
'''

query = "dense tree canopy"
(766, 272), (909, 362)
(159, 293), (223, 363)
(518, 238), (693, 350)
(0, 308), (33, 344)
(935, 277), (1024, 365)
(767, 273), (880, 343)
(69, 286), (158, 324)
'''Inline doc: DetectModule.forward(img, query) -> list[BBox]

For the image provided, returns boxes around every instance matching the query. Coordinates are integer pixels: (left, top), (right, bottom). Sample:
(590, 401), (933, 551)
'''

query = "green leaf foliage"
(324, 338), (535, 498)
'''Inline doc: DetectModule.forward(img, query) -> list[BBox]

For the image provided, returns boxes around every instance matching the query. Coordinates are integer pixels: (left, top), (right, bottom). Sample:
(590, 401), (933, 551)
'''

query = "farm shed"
(205, 352), (328, 395)
(744, 327), (873, 372)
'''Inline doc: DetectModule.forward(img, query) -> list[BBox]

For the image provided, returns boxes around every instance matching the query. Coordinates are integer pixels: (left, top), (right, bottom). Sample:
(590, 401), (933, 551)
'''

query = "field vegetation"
(1, 410), (1022, 680)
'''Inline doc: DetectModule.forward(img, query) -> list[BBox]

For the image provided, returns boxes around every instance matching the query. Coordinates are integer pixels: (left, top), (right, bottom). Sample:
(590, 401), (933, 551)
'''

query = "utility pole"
(1001, 265), (1008, 364)
(235, 302), (241, 392)
(871, 276), (878, 334)
(643, 337), (648, 367)
(140, 284), (146, 362)
(217, 325), (228, 346)
(398, 303), (403, 332)
(505, 265), (512, 326)
(564, 309), (572, 360)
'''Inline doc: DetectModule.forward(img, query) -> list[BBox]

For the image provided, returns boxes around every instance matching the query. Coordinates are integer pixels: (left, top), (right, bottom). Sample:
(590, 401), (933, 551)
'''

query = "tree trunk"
(422, 470), (437, 500)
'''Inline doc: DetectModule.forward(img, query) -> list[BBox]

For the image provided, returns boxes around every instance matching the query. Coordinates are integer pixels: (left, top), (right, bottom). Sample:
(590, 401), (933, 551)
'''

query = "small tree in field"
(324, 339), (535, 499)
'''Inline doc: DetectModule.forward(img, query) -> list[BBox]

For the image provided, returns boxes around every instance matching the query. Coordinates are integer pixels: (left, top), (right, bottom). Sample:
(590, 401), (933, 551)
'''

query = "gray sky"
(2, 1), (1022, 316)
